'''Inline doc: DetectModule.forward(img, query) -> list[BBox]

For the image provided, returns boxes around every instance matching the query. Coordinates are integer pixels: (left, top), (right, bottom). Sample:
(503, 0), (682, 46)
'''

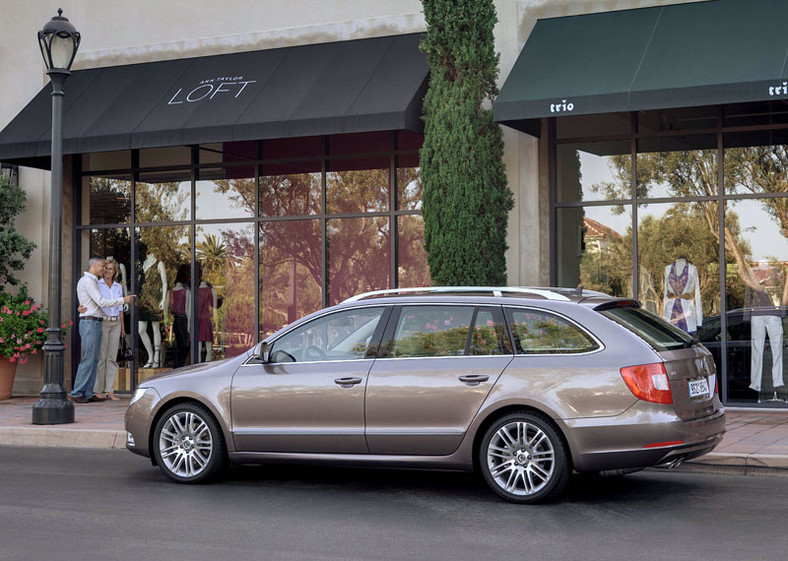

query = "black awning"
(0, 34), (428, 168)
(494, 0), (788, 133)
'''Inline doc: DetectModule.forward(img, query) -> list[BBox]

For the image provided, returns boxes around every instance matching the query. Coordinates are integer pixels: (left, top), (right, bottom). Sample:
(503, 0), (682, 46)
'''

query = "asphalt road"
(0, 446), (786, 561)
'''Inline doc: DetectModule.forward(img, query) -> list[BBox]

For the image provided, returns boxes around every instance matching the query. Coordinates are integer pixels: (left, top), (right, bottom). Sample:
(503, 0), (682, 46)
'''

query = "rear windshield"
(598, 306), (693, 351)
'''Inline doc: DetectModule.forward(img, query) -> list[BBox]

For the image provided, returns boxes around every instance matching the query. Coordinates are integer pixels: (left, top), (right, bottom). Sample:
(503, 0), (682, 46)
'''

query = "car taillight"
(620, 362), (673, 405)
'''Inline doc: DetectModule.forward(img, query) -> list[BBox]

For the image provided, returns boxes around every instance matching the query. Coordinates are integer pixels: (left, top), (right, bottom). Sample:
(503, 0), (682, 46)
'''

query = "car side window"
(505, 308), (598, 354)
(471, 306), (512, 355)
(392, 305), (474, 358)
(270, 307), (385, 363)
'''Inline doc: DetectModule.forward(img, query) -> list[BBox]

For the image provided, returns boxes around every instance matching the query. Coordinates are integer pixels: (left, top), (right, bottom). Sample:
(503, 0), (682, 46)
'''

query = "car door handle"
(334, 377), (363, 388)
(458, 374), (489, 386)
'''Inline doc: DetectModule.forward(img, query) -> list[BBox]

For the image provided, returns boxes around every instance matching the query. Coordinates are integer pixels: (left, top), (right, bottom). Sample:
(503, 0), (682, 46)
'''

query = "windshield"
(598, 305), (694, 352)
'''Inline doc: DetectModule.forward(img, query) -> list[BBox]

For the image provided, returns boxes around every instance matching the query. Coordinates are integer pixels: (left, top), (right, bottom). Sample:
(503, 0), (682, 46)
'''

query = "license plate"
(688, 378), (710, 398)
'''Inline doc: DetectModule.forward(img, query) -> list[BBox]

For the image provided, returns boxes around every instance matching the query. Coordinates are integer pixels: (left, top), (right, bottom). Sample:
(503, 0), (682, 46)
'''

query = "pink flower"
(37, 328), (44, 333)
(0, 338), (4, 343)
(68, 320), (73, 326)
(19, 358), (27, 365)
(31, 350), (37, 354)
(24, 300), (29, 305)
(8, 357), (15, 363)
(16, 339), (22, 344)
(6, 309), (12, 314)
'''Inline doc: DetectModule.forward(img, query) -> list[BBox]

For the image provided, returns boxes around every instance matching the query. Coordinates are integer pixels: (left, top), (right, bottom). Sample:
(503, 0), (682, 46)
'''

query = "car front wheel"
(479, 411), (570, 503)
(153, 402), (228, 483)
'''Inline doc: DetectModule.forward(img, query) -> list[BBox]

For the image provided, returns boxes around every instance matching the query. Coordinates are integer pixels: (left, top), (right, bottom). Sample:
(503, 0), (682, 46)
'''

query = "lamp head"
(38, 9), (81, 73)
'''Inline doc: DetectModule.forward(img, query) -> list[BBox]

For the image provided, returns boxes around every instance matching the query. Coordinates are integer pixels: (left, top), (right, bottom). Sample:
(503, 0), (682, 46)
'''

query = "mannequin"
(138, 253), (168, 368)
(170, 264), (191, 368)
(746, 264), (785, 402)
(663, 258), (702, 333)
(115, 259), (132, 357)
(197, 279), (218, 362)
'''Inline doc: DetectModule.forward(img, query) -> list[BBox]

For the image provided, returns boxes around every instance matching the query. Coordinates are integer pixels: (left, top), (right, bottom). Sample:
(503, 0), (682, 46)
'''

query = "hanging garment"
(663, 260), (703, 333)
(750, 314), (785, 392)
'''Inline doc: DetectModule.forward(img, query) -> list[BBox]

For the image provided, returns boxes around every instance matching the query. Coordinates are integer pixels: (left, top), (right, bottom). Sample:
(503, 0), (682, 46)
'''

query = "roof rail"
(342, 286), (571, 303)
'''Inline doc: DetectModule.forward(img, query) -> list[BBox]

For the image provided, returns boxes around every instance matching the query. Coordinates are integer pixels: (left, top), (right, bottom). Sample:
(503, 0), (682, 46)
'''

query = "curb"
(0, 427), (127, 449)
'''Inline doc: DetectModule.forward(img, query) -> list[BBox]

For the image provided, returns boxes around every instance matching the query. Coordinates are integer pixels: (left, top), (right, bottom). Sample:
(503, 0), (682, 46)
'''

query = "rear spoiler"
(592, 299), (641, 311)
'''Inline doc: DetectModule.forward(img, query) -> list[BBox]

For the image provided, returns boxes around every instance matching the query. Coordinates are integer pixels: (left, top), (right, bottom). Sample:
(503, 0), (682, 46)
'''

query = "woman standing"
(94, 257), (125, 400)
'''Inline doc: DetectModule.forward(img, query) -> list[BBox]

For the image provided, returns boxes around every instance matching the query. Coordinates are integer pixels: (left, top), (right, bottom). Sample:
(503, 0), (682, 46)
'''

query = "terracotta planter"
(0, 356), (18, 400)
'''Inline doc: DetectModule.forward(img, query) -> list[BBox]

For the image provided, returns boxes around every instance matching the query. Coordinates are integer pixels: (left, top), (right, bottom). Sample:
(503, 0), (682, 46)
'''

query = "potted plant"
(0, 288), (72, 399)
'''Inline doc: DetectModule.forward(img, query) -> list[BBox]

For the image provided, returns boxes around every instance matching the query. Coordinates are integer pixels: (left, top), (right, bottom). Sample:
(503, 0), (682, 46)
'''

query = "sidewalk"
(0, 397), (787, 475)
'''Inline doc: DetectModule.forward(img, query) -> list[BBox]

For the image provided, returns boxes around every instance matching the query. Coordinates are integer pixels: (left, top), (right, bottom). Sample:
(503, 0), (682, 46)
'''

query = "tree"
(420, 0), (513, 286)
(0, 173), (36, 288)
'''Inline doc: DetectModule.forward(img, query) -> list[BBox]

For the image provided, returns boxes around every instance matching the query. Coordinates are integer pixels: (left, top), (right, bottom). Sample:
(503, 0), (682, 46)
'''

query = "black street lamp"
(32, 9), (81, 425)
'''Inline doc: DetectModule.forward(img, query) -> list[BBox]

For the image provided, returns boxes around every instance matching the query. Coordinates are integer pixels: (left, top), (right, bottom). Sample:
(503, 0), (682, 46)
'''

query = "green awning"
(495, 0), (788, 134)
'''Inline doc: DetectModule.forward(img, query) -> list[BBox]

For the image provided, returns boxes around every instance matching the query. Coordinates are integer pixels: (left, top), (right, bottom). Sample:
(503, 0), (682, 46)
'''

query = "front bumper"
(124, 388), (161, 458)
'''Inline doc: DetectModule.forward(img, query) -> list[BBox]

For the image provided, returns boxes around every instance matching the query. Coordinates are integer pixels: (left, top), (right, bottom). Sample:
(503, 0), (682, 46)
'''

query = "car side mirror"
(257, 341), (271, 363)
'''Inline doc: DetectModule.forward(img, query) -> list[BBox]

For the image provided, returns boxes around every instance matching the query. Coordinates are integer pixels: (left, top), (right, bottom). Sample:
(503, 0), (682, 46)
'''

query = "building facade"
(1, 0), (786, 408)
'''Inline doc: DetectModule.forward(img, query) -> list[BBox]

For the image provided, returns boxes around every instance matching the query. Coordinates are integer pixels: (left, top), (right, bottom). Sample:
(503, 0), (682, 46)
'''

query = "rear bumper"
(562, 402), (726, 473)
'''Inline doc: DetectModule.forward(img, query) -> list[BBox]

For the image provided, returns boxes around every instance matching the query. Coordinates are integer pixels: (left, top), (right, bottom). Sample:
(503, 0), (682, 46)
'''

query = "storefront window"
(135, 225), (191, 380)
(80, 228), (132, 392)
(76, 132), (428, 391)
(718, 200), (788, 403)
(83, 174), (132, 225)
(398, 214), (431, 288)
(135, 178), (191, 223)
(327, 216), (390, 305)
(260, 161), (321, 216)
(196, 169), (255, 219)
(556, 141), (630, 203)
(637, 202), (720, 330)
(636, 136), (717, 199)
(196, 223), (256, 361)
(557, 205), (631, 296)
(259, 219), (322, 337)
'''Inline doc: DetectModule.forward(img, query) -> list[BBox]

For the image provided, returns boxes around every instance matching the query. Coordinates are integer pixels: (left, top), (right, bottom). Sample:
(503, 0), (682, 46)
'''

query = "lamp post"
(32, 9), (81, 425)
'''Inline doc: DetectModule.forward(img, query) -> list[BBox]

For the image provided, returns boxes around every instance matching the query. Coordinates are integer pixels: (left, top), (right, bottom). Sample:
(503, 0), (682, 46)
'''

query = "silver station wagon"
(125, 287), (726, 503)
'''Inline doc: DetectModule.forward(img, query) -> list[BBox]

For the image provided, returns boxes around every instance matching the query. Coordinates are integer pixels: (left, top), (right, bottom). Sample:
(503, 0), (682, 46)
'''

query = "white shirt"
(98, 278), (123, 317)
(77, 272), (124, 318)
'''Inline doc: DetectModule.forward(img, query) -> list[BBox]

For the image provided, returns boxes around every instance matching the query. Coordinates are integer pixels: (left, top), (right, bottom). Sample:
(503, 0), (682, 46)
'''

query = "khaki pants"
(95, 319), (122, 394)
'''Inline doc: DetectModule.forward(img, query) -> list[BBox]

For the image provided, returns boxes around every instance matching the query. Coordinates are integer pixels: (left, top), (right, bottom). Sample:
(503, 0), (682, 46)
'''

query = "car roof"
(339, 286), (628, 307)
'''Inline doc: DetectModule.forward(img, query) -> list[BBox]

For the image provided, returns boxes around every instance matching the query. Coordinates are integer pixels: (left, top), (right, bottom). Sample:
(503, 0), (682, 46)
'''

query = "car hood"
(139, 351), (251, 385)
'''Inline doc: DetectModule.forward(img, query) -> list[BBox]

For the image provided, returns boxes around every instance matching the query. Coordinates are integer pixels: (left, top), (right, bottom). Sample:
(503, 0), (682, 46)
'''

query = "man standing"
(72, 257), (135, 403)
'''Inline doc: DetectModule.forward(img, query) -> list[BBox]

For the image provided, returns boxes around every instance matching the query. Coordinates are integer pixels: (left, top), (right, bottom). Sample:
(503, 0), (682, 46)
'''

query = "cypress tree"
(419, 0), (513, 286)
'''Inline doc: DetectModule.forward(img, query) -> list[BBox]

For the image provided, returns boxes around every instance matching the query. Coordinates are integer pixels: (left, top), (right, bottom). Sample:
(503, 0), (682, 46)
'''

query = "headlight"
(130, 387), (150, 406)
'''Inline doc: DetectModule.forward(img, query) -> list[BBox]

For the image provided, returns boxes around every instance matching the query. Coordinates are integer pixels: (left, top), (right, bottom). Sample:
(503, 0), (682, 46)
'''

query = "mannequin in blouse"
(138, 253), (168, 368)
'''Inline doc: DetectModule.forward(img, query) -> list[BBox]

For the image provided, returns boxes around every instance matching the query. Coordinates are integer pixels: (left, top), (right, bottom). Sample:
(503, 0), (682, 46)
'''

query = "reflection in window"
(557, 141), (630, 203)
(471, 307), (510, 356)
(197, 224), (256, 360)
(558, 206), (631, 297)
(135, 181), (191, 223)
(397, 215), (431, 288)
(85, 175), (131, 225)
(327, 162), (389, 214)
(327, 217), (390, 305)
(260, 165), (321, 216)
(506, 309), (597, 354)
(636, 139), (717, 199)
(259, 219), (322, 337)
(271, 307), (384, 363)
(196, 174), (255, 219)
(392, 306), (474, 358)
(397, 167), (422, 211)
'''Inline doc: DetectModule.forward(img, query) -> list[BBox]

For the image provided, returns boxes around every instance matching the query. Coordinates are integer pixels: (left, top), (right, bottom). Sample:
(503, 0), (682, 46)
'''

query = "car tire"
(479, 411), (570, 504)
(152, 402), (228, 484)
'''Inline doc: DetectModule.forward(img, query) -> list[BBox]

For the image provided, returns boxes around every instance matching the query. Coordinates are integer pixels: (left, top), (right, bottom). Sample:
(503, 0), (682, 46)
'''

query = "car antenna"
(575, 284), (583, 297)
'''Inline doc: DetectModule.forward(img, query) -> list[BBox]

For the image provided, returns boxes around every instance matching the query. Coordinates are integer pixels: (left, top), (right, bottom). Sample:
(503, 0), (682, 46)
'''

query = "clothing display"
(139, 256), (165, 322)
(745, 276), (785, 393)
(198, 283), (215, 343)
(662, 258), (702, 333)
(170, 283), (190, 368)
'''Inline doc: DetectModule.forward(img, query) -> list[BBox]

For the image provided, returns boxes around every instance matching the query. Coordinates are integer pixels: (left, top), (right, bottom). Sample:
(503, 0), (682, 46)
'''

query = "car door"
(365, 304), (513, 455)
(231, 305), (389, 454)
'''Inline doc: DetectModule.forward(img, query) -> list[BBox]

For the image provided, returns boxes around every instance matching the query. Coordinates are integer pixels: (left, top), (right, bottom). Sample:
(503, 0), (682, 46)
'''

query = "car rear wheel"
(153, 402), (228, 484)
(479, 411), (570, 503)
